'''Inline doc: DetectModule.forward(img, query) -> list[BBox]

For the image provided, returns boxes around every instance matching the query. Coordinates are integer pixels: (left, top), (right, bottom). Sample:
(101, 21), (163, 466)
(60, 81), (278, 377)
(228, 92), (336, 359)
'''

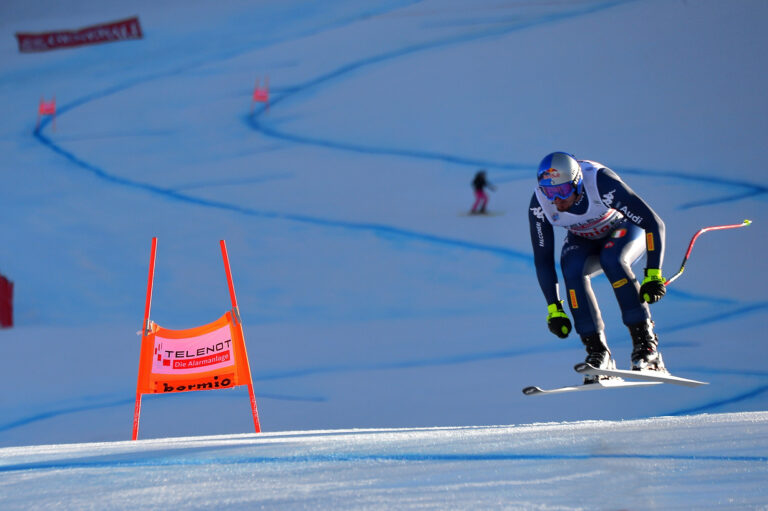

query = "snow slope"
(1, 0), (767, 507)
(2, 412), (768, 510)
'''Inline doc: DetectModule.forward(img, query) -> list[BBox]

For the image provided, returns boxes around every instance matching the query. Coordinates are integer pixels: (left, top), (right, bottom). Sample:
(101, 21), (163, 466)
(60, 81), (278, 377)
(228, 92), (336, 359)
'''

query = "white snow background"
(1, 0), (767, 508)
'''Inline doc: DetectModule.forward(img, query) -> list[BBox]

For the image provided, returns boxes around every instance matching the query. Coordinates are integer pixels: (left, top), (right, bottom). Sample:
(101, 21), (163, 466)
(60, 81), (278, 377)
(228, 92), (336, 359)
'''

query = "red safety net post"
(251, 77), (269, 114)
(0, 273), (13, 328)
(220, 240), (261, 433)
(37, 96), (56, 131)
(132, 237), (157, 440)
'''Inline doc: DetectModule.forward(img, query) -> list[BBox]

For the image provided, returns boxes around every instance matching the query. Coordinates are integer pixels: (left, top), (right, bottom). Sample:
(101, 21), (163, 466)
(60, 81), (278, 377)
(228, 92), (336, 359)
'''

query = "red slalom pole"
(220, 240), (261, 433)
(133, 237), (158, 441)
(141, 237), (158, 336)
(665, 220), (752, 286)
(220, 240), (239, 313)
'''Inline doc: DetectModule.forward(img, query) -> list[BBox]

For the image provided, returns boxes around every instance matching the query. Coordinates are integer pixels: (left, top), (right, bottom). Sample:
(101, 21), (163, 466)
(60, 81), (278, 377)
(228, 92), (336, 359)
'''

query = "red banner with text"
(16, 16), (142, 53)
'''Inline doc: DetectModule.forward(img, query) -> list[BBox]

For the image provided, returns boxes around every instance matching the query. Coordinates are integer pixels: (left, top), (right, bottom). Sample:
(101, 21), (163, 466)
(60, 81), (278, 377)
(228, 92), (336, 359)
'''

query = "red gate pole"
(220, 240), (261, 433)
(133, 237), (158, 440)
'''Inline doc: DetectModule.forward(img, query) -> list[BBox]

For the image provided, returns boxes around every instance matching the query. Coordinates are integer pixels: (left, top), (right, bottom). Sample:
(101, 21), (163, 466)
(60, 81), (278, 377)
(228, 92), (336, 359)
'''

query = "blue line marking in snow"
(0, 346), (570, 433)
(251, 340), (704, 381)
(667, 385), (768, 416)
(243, 0), (766, 206)
(617, 167), (768, 209)
(1, 452), (765, 473)
(0, 397), (134, 433)
(32, 128), (532, 263)
(171, 173), (295, 191)
(247, 119), (529, 171)
(662, 288), (739, 305)
(0, 392), (324, 433)
(664, 302), (768, 333)
(252, 344), (578, 381)
(680, 367), (768, 378)
(4, 339), (764, 434)
(246, 0), (631, 173)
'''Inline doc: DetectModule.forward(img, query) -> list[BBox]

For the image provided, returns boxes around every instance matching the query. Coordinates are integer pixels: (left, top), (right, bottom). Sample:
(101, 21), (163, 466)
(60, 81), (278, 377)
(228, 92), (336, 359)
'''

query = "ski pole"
(665, 219), (752, 286)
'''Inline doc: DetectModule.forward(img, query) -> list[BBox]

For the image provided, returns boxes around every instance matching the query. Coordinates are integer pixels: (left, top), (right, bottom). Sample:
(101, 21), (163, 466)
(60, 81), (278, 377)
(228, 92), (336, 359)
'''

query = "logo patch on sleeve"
(569, 289), (579, 309)
(646, 232), (655, 251)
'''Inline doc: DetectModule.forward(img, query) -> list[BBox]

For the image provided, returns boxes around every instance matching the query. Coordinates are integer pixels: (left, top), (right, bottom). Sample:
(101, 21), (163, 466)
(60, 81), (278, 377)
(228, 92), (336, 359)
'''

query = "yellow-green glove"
(546, 301), (571, 339)
(640, 268), (666, 304)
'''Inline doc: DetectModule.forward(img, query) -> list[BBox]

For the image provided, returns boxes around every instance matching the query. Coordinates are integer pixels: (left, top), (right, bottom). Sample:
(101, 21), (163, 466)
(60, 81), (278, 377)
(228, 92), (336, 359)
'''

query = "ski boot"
(581, 331), (616, 384)
(628, 319), (667, 373)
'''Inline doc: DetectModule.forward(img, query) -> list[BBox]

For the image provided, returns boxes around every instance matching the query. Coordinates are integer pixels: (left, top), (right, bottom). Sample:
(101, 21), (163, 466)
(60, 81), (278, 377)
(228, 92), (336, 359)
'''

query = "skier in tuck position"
(528, 152), (668, 383)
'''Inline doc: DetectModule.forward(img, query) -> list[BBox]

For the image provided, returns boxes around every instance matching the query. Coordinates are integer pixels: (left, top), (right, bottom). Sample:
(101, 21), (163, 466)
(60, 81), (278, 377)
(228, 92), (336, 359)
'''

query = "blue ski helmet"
(537, 152), (583, 195)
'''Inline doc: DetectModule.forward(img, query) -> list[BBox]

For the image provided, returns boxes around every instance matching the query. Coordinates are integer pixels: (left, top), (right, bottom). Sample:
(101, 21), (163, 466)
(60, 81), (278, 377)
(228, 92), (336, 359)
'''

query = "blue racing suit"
(528, 160), (665, 336)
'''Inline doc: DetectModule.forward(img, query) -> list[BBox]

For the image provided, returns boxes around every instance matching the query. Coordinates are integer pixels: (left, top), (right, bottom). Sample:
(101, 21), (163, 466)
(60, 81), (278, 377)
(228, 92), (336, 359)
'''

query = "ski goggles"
(539, 182), (575, 200)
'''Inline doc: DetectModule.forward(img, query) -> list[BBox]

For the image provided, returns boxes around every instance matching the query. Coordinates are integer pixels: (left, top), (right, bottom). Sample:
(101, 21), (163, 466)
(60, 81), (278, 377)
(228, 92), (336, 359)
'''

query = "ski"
(523, 378), (661, 396)
(459, 210), (505, 217)
(574, 363), (708, 387)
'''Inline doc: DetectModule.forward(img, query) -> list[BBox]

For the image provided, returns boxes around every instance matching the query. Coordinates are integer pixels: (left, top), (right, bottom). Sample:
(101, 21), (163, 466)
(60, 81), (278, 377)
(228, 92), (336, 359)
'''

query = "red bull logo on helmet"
(538, 152), (582, 186)
(539, 168), (561, 185)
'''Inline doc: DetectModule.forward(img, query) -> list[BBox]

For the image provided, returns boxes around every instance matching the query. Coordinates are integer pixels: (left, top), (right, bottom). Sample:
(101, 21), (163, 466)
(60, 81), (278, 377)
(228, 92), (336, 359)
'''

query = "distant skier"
(470, 170), (496, 214)
(528, 152), (668, 383)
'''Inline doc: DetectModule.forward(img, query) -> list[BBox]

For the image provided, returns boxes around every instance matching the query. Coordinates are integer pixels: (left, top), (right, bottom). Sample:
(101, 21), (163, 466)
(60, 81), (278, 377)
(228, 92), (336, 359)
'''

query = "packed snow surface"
(2, 412), (768, 510)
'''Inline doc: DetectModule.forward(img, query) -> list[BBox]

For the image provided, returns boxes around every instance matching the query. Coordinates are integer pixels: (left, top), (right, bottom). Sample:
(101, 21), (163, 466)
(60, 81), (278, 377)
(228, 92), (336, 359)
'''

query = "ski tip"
(522, 386), (542, 396)
(573, 362), (592, 373)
